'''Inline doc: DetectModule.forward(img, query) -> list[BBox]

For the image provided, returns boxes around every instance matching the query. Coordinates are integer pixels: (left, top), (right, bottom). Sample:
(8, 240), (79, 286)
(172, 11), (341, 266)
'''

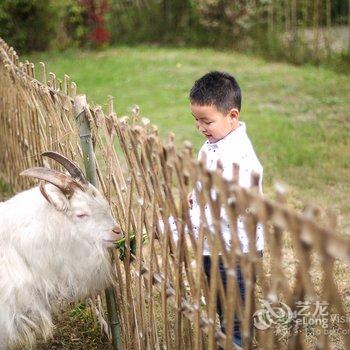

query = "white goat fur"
(0, 183), (120, 349)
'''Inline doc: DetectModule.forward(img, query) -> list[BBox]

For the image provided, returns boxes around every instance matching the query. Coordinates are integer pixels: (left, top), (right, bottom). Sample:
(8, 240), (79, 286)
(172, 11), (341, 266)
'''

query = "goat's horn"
(20, 167), (84, 197)
(41, 151), (87, 185)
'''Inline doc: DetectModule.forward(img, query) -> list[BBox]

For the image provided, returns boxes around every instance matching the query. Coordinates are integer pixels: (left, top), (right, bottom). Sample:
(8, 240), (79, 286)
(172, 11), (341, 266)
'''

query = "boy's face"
(191, 103), (239, 143)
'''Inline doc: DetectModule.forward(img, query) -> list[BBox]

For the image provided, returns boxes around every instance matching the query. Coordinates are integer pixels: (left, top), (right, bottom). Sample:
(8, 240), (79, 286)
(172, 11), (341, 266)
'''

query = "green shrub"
(0, 0), (59, 53)
(52, 1), (88, 49)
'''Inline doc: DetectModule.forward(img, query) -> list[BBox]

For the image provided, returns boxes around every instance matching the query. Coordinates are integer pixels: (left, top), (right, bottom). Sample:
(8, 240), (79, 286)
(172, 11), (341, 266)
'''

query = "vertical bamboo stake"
(73, 94), (121, 350)
(348, 0), (350, 49)
(313, 0), (320, 61)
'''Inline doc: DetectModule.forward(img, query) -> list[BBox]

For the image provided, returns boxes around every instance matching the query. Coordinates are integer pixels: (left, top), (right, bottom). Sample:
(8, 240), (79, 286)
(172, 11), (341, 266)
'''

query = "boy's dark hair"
(189, 71), (241, 112)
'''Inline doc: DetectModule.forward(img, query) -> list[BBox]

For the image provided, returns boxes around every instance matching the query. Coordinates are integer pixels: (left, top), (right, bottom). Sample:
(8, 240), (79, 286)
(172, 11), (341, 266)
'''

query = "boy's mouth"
(204, 134), (218, 143)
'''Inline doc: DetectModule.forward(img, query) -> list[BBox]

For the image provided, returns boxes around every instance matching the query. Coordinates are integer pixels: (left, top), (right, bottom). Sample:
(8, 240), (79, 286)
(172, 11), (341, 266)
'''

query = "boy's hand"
(187, 192), (193, 209)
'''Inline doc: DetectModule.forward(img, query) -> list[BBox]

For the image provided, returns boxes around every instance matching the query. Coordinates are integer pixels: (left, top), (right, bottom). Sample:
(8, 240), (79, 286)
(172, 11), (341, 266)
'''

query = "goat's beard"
(53, 237), (114, 298)
(0, 237), (114, 349)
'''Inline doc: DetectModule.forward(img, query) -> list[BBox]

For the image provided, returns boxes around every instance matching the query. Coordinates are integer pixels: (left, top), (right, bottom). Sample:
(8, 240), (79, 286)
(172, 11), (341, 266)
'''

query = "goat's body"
(0, 187), (113, 349)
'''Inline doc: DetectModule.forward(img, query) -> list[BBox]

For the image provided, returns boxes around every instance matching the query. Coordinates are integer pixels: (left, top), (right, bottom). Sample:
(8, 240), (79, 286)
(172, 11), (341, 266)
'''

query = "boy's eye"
(205, 121), (213, 125)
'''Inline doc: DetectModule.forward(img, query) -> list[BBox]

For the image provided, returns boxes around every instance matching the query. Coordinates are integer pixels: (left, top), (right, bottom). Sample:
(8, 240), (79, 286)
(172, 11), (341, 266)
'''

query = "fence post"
(74, 94), (121, 350)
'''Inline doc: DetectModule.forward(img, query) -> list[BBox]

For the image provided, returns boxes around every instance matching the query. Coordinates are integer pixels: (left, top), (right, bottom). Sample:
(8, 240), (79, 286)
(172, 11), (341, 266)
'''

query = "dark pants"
(203, 255), (245, 347)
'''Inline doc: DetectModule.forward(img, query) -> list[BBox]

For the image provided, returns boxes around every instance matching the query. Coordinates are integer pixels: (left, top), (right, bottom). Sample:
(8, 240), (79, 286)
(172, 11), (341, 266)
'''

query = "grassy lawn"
(26, 46), (350, 235)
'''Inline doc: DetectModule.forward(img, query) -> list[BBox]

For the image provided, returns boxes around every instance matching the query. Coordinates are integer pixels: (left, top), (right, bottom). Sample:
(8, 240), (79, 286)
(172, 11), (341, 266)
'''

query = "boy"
(188, 71), (264, 348)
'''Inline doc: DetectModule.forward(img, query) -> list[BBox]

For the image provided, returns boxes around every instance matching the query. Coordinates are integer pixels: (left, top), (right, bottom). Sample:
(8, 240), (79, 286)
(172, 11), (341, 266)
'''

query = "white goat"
(0, 152), (122, 349)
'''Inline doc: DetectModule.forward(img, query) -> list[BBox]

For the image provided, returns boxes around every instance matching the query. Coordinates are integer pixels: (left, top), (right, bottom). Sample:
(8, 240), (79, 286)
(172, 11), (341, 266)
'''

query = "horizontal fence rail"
(0, 37), (349, 349)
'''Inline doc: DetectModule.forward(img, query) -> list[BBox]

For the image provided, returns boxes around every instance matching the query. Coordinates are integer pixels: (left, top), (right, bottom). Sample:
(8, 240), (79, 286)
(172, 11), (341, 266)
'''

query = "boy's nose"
(197, 124), (206, 132)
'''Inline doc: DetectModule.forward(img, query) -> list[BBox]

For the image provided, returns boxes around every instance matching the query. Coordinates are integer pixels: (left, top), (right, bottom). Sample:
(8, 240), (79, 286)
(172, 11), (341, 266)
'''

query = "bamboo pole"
(73, 94), (121, 350)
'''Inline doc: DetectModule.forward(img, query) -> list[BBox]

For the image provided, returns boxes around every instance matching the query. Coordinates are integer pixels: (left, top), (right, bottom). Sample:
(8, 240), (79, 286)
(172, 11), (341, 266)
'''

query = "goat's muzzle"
(111, 226), (123, 240)
(103, 226), (123, 248)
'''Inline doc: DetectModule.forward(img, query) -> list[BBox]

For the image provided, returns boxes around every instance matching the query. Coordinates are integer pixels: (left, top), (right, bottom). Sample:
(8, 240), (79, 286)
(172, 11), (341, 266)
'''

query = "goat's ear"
(39, 182), (70, 212)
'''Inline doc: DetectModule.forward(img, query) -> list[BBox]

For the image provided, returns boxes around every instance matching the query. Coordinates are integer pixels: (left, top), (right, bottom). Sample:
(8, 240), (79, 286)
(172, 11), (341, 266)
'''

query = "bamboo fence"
(0, 38), (349, 349)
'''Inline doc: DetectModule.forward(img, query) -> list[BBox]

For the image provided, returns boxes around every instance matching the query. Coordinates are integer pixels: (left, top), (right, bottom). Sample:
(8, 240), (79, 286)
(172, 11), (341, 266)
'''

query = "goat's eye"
(77, 213), (88, 219)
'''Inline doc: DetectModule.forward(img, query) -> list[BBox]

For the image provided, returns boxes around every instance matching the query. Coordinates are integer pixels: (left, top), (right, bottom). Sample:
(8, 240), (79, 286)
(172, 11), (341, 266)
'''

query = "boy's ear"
(39, 182), (71, 212)
(228, 108), (240, 120)
(228, 108), (240, 128)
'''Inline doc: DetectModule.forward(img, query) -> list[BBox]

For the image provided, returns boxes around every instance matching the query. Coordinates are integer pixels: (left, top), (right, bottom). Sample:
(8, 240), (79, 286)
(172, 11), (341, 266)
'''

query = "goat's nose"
(112, 225), (123, 239)
(112, 225), (122, 234)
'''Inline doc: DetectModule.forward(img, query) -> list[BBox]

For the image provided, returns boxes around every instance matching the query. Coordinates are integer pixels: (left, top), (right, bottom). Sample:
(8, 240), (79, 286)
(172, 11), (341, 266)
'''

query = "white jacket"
(190, 122), (264, 254)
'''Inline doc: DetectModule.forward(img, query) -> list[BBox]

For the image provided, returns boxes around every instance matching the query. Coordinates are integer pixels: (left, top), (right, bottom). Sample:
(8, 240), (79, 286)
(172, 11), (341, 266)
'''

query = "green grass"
(25, 46), (350, 234)
(0, 178), (11, 200)
(36, 303), (110, 349)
